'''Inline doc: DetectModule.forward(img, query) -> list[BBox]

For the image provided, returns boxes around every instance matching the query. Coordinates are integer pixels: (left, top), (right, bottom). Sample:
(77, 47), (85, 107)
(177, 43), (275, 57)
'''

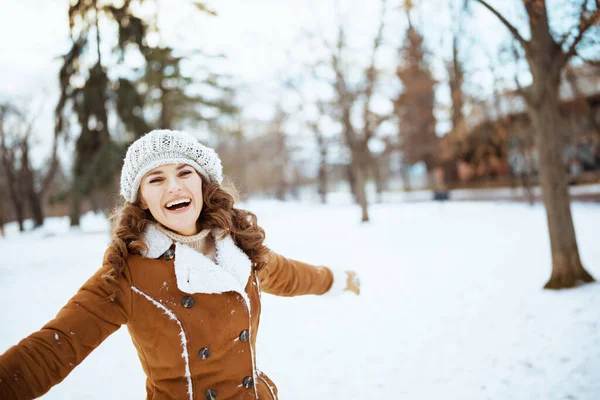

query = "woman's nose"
(167, 178), (182, 192)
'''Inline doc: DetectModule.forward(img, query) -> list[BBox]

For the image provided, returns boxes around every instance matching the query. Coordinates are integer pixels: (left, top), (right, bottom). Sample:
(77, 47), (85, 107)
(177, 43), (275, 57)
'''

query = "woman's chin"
(161, 212), (201, 235)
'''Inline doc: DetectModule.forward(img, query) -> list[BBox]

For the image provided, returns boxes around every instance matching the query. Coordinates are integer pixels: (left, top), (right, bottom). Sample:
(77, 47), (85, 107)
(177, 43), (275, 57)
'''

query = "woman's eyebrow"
(146, 170), (164, 177)
(147, 165), (189, 177)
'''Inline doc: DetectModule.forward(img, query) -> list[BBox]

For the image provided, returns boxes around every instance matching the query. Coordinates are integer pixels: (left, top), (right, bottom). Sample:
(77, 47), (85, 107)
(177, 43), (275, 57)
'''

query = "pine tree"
(394, 18), (438, 175)
(56, 0), (236, 225)
(142, 46), (238, 131)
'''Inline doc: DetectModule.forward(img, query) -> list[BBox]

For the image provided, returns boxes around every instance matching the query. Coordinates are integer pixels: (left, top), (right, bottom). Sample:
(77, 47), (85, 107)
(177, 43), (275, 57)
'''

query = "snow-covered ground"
(1, 200), (600, 399)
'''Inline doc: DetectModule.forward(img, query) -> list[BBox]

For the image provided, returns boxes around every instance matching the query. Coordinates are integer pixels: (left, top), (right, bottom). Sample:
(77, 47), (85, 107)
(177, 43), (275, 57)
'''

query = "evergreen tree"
(142, 46), (238, 131)
(56, 0), (236, 225)
(394, 17), (438, 174)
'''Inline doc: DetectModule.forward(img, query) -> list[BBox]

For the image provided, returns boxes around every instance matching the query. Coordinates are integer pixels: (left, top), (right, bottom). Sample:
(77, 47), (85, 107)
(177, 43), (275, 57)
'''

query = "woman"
(0, 129), (360, 400)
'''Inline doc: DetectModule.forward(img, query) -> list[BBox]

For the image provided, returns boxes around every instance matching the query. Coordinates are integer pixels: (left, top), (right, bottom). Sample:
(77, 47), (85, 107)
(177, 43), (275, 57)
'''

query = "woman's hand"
(345, 271), (360, 295)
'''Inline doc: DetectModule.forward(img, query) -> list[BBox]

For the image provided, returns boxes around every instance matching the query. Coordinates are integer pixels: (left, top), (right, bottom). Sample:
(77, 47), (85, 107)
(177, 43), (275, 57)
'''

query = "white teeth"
(166, 198), (191, 208)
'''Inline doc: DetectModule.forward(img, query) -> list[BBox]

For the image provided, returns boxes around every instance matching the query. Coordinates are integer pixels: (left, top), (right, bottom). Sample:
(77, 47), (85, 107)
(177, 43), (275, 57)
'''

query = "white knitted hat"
(120, 129), (223, 202)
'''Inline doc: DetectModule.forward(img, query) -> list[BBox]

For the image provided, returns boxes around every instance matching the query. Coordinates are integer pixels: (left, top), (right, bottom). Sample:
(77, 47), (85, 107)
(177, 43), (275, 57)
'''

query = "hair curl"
(103, 177), (269, 285)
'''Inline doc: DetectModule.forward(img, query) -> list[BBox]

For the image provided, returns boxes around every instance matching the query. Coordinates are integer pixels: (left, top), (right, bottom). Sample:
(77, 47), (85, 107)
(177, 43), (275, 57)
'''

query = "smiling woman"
(0, 129), (360, 400)
(139, 164), (205, 236)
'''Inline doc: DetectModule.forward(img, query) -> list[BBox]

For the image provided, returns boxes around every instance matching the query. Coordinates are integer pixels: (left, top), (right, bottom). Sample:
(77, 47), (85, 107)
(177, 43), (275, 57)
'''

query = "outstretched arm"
(257, 251), (359, 297)
(0, 255), (132, 399)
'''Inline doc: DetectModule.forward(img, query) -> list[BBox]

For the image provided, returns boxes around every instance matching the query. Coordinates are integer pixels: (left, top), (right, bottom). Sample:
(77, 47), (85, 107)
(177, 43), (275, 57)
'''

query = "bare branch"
(562, 5), (600, 65)
(372, 112), (392, 130)
(40, 126), (60, 195)
(510, 42), (535, 106)
(192, 1), (218, 16)
(362, 0), (387, 141)
(330, 22), (359, 150)
(473, 0), (530, 52)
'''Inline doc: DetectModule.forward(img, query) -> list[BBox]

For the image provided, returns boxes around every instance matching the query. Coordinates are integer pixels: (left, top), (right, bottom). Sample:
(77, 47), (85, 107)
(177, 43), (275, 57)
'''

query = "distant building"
(438, 65), (600, 186)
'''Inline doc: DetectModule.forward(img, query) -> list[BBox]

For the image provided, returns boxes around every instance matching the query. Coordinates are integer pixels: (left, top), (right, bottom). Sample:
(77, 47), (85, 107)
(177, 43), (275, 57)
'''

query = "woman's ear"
(136, 191), (149, 210)
(138, 200), (149, 210)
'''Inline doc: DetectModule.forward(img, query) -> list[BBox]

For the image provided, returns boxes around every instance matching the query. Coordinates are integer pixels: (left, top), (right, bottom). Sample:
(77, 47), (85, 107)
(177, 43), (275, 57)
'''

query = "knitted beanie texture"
(120, 129), (223, 202)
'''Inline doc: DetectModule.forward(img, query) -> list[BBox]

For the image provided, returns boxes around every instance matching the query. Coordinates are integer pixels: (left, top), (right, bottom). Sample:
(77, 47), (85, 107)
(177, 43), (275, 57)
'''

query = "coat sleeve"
(257, 251), (347, 297)
(0, 253), (133, 399)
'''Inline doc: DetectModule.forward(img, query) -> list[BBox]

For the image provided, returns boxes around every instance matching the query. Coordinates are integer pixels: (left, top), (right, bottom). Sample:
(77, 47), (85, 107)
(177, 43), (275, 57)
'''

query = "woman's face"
(139, 163), (203, 235)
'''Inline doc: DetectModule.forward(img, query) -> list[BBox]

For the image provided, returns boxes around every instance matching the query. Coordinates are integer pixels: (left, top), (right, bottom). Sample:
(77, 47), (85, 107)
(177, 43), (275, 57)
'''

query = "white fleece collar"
(141, 224), (252, 299)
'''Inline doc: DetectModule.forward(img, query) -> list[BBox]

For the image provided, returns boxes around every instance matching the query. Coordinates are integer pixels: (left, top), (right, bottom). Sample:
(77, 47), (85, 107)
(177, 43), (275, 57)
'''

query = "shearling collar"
(141, 224), (252, 302)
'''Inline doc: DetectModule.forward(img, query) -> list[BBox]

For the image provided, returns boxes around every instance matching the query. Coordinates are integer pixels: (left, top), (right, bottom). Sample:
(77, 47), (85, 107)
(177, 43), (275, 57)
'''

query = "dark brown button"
(163, 249), (175, 260)
(242, 376), (254, 389)
(198, 347), (210, 359)
(205, 389), (217, 400)
(239, 330), (249, 342)
(181, 296), (194, 308)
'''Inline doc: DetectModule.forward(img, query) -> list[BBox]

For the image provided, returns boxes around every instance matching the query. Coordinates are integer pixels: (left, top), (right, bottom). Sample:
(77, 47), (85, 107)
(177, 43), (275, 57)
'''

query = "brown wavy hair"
(103, 176), (269, 285)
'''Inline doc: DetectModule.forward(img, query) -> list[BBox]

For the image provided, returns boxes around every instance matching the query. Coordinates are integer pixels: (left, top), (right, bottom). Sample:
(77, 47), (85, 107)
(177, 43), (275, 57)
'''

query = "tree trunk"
(21, 148), (44, 228)
(70, 185), (82, 227)
(317, 161), (327, 204)
(0, 194), (4, 236)
(27, 189), (44, 228)
(346, 164), (358, 203)
(160, 86), (170, 130)
(522, 0), (595, 289)
(5, 169), (25, 232)
(275, 182), (286, 201)
(350, 159), (369, 222)
(529, 73), (594, 289)
(520, 172), (535, 206)
(370, 155), (384, 203)
(89, 192), (100, 212)
(400, 162), (411, 191)
(521, 138), (535, 206)
(13, 197), (25, 232)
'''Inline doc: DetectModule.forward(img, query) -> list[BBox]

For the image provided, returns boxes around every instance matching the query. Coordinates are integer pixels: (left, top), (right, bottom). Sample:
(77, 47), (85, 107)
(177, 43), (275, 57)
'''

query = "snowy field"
(1, 200), (600, 399)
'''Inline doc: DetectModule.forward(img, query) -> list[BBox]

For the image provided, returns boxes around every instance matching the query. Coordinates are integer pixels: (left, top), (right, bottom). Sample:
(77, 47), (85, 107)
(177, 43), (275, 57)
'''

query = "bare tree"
(284, 75), (333, 204)
(0, 103), (60, 230)
(0, 105), (25, 232)
(448, 28), (465, 137)
(330, 28), (370, 221)
(440, 19), (466, 193)
(325, 0), (391, 221)
(472, 0), (599, 289)
(0, 181), (4, 236)
(310, 102), (332, 204)
(270, 109), (291, 200)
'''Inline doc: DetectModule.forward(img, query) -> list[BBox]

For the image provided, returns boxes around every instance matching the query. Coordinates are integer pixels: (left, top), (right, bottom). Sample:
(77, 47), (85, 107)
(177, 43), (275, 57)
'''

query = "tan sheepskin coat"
(0, 225), (344, 400)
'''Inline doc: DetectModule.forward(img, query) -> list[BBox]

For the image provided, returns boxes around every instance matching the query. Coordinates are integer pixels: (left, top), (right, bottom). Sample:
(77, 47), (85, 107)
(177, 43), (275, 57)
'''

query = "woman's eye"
(149, 178), (163, 184)
(180, 170), (192, 177)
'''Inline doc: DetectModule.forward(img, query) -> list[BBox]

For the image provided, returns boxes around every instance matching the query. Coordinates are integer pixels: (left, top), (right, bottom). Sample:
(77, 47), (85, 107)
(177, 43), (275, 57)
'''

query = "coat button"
(181, 296), (195, 308)
(242, 376), (254, 389)
(163, 249), (175, 260)
(205, 389), (217, 400)
(198, 347), (211, 359)
(239, 330), (249, 342)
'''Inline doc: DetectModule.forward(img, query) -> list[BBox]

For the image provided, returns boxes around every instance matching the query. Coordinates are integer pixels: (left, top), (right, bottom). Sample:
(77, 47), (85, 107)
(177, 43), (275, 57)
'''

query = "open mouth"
(165, 198), (191, 211)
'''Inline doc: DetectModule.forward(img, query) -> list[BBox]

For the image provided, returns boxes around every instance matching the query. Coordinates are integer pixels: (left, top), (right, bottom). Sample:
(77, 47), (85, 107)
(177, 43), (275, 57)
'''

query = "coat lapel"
(141, 224), (252, 297)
